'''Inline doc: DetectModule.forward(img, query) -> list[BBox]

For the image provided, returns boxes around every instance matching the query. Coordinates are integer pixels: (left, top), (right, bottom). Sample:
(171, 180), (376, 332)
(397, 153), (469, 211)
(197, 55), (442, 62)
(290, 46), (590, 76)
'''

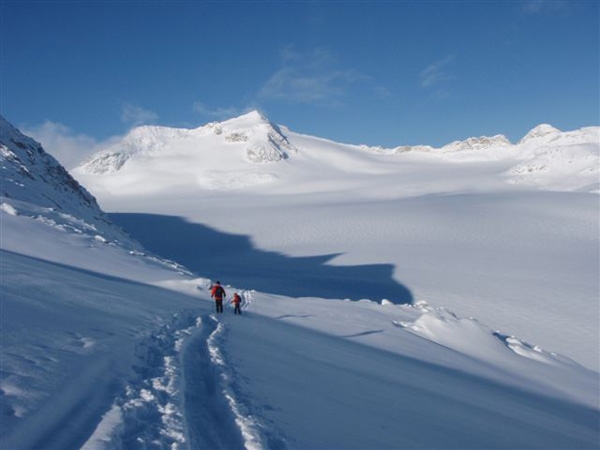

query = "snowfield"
(74, 111), (600, 371)
(1, 113), (599, 449)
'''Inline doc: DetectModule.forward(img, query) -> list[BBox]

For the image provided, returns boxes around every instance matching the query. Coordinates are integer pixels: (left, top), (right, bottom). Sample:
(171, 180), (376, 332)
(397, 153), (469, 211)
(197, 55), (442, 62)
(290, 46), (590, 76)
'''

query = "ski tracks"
(184, 315), (266, 450)
(82, 311), (267, 450)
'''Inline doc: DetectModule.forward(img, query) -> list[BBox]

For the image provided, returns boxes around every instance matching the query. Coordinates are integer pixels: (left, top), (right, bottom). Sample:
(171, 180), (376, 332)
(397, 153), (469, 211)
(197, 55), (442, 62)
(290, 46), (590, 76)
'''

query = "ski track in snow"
(82, 311), (264, 450)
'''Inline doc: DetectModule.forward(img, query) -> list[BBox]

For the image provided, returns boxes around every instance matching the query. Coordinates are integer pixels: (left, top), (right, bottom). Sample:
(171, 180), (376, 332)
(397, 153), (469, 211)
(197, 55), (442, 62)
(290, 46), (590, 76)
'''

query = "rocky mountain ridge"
(0, 115), (140, 246)
(1, 115), (101, 215)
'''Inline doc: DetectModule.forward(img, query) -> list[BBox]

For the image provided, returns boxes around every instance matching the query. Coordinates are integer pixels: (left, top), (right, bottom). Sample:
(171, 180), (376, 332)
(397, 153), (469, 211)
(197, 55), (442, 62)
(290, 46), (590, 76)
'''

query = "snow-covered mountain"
(508, 125), (600, 191)
(0, 114), (161, 252)
(1, 115), (106, 224)
(0, 115), (189, 276)
(2, 115), (599, 449)
(438, 133), (513, 152)
(77, 111), (295, 174)
(74, 111), (599, 194)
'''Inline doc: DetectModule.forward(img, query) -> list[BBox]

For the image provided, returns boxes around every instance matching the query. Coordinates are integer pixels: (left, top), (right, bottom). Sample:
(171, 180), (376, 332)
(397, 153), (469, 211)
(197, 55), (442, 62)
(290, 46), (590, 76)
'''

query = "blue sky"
(1, 1), (598, 166)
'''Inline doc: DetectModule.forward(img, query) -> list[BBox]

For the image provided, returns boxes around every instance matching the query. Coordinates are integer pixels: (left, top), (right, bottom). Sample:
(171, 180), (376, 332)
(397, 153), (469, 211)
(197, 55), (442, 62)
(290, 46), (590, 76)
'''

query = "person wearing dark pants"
(232, 293), (242, 315)
(211, 281), (226, 314)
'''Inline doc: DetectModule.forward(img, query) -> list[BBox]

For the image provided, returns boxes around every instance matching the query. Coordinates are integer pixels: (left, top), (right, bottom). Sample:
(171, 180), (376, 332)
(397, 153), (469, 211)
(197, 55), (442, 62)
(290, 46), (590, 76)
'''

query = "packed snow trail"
(80, 311), (267, 450)
(180, 316), (246, 450)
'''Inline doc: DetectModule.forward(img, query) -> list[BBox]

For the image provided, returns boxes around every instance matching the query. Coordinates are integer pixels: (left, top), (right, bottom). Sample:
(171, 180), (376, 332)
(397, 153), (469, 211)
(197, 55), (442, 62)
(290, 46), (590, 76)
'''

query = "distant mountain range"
(72, 110), (599, 194)
(2, 111), (598, 211)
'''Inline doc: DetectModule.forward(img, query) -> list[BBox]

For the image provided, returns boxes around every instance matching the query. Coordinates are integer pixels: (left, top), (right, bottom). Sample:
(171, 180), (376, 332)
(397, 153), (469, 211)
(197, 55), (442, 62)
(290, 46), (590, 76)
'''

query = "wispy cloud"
(22, 121), (120, 169)
(521, 0), (571, 14)
(419, 55), (455, 88)
(120, 102), (158, 126)
(258, 47), (368, 106)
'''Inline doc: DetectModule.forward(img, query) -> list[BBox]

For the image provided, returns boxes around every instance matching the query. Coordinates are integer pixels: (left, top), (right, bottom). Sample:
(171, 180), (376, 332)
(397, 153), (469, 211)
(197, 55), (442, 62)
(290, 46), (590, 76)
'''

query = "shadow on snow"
(109, 213), (413, 304)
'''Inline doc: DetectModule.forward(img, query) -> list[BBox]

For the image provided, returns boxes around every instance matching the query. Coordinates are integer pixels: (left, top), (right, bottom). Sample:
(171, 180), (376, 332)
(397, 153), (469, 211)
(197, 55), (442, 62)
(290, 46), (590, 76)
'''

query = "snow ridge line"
(206, 315), (267, 450)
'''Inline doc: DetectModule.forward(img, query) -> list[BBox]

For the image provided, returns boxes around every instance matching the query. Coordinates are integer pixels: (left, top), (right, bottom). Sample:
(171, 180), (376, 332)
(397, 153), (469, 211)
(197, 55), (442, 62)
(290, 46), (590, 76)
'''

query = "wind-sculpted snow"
(397, 302), (585, 371)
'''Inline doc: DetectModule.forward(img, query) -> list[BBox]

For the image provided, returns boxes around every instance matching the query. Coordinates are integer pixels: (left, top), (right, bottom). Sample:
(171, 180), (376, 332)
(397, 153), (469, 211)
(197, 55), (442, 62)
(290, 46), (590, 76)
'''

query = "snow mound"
(1, 202), (18, 216)
(399, 306), (580, 368)
(492, 332), (577, 366)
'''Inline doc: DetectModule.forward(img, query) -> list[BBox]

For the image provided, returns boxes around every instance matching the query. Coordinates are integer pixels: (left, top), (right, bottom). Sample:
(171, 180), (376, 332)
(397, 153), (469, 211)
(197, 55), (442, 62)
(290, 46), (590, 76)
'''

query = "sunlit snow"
(2, 113), (598, 449)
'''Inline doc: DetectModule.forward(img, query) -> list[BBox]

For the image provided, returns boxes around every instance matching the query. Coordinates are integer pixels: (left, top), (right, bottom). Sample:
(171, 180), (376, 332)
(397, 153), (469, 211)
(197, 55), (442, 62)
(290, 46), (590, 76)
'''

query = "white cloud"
(120, 103), (158, 126)
(420, 55), (455, 88)
(22, 121), (120, 169)
(258, 47), (368, 106)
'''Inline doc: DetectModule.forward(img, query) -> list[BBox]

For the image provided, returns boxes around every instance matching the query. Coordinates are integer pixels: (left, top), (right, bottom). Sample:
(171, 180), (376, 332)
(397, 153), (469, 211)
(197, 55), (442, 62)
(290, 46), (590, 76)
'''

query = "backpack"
(212, 285), (224, 298)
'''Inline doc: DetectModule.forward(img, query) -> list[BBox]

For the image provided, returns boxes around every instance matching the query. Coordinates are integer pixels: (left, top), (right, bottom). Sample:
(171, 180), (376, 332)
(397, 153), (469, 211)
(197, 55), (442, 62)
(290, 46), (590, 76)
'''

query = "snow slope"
(2, 115), (599, 449)
(73, 111), (600, 371)
(2, 215), (599, 449)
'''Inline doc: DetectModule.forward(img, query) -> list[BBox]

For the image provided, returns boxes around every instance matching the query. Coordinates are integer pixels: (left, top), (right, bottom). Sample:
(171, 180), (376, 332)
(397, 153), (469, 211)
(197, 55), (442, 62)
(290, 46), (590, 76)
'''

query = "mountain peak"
(240, 109), (268, 122)
(217, 110), (271, 129)
(75, 110), (296, 177)
(518, 124), (561, 145)
(201, 110), (295, 163)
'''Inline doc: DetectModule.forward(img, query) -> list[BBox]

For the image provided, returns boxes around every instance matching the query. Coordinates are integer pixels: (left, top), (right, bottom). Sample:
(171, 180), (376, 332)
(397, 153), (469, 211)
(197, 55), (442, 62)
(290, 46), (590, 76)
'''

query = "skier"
(211, 281), (226, 313)
(231, 292), (242, 315)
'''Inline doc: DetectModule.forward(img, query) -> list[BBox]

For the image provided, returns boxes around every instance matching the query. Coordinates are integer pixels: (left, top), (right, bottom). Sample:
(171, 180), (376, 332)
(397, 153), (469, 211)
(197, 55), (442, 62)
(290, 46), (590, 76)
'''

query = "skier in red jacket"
(211, 281), (226, 313)
(231, 293), (242, 315)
